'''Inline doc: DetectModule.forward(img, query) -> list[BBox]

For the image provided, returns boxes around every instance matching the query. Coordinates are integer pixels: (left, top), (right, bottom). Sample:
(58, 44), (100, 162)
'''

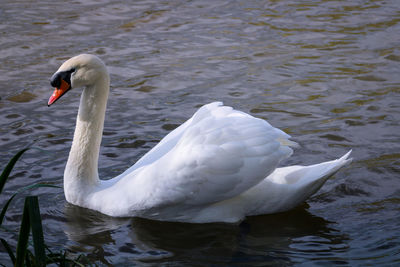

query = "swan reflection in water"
(62, 203), (348, 265)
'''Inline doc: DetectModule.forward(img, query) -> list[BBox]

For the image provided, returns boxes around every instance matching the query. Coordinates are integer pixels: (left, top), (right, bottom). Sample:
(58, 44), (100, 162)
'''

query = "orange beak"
(48, 79), (70, 106)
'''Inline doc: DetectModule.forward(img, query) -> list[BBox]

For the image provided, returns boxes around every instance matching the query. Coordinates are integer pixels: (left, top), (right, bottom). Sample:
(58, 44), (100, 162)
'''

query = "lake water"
(1, 0), (400, 265)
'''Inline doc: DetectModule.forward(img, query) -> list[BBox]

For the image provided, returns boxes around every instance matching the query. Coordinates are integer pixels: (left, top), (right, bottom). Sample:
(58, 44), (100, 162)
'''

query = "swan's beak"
(48, 79), (71, 106)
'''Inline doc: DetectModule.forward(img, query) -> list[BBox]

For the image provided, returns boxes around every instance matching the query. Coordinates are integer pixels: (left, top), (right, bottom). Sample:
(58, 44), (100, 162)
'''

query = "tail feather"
(243, 150), (352, 216)
(271, 150), (352, 185)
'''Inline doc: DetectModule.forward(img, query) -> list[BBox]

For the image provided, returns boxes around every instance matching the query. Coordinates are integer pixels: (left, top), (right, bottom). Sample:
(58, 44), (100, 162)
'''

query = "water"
(1, 0), (400, 265)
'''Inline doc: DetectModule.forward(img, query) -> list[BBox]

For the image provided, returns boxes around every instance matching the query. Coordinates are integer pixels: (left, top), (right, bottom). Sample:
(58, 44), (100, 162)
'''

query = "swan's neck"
(64, 73), (110, 202)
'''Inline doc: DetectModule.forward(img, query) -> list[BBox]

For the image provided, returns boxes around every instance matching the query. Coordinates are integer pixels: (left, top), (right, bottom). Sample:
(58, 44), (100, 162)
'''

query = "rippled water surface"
(1, 0), (400, 265)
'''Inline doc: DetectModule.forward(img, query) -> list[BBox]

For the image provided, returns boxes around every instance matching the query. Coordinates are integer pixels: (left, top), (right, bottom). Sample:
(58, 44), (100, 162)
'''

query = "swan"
(48, 54), (351, 223)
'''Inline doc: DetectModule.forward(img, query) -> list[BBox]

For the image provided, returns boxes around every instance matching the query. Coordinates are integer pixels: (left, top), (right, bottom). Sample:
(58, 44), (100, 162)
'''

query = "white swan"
(48, 54), (351, 223)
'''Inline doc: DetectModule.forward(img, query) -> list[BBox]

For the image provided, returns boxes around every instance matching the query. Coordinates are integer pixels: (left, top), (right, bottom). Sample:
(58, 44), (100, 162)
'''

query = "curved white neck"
(64, 73), (110, 202)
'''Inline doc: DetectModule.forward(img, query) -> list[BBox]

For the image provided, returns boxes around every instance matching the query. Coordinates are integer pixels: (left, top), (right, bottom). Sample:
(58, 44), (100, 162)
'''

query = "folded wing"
(140, 102), (295, 207)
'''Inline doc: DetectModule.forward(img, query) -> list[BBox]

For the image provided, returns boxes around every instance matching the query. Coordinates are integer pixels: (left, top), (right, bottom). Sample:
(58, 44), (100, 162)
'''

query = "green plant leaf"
(0, 194), (17, 227)
(0, 148), (29, 195)
(27, 196), (46, 267)
(0, 184), (60, 227)
(0, 238), (16, 265)
(25, 251), (32, 267)
(16, 183), (61, 194)
(15, 197), (31, 267)
(46, 252), (86, 267)
(0, 149), (89, 265)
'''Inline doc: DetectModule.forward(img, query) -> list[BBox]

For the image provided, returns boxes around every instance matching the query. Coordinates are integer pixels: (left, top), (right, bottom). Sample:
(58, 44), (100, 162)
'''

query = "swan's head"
(48, 54), (107, 106)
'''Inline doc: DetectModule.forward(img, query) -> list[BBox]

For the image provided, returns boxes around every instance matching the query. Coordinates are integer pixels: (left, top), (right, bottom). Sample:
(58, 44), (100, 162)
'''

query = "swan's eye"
(69, 68), (76, 74)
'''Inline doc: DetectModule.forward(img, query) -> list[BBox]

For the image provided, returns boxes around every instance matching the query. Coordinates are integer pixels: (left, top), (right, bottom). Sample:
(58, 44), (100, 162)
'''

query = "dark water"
(1, 0), (400, 265)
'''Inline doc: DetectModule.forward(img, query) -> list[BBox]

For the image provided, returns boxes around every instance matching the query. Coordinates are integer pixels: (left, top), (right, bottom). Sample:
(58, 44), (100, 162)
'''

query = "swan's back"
(108, 102), (296, 220)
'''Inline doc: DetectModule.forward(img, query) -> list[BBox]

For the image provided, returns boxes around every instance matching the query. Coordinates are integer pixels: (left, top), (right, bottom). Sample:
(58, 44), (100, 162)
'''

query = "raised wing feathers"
(139, 102), (294, 207)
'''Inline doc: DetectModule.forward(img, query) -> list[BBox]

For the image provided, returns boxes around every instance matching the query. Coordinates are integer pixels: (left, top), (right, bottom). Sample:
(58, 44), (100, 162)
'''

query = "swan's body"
(48, 54), (351, 223)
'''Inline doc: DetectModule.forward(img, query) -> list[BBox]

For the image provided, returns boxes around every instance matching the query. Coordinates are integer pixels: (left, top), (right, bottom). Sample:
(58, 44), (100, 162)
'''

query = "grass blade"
(25, 250), (33, 267)
(0, 148), (29, 195)
(0, 194), (16, 227)
(0, 184), (59, 227)
(0, 238), (16, 264)
(27, 196), (46, 267)
(16, 183), (61, 194)
(15, 197), (31, 267)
